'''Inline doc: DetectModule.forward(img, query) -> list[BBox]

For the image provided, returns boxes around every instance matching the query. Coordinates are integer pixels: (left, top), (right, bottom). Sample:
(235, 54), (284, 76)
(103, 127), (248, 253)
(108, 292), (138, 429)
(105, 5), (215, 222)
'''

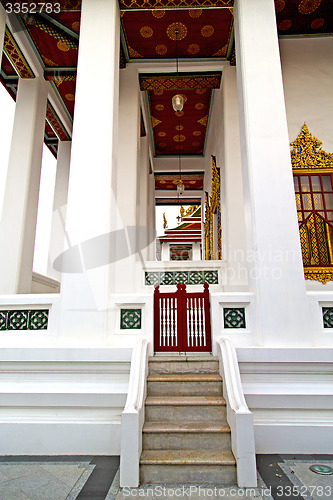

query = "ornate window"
(291, 124), (333, 284)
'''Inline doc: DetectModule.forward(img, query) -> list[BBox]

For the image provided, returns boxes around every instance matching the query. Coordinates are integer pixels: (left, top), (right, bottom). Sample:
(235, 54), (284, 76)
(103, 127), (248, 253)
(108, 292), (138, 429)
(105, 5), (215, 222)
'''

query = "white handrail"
(216, 336), (257, 487)
(124, 337), (149, 412)
(120, 337), (150, 488)
(217, 337), (249, 413)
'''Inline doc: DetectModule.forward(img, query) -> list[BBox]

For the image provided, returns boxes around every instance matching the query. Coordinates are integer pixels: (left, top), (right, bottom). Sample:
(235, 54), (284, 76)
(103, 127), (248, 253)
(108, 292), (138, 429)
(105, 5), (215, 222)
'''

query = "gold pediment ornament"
(291, 123), (333, 171)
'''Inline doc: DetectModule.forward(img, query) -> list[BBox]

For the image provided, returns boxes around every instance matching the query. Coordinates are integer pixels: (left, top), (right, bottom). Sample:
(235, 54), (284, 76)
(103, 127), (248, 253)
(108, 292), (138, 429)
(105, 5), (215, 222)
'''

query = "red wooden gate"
(154, 282), (212, 352)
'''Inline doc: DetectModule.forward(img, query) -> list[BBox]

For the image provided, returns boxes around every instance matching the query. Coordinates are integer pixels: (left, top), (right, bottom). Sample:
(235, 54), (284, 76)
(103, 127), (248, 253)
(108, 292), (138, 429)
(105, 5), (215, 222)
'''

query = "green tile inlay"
(145, 270), (218, 286)
(322, 307), (333, 328)
(223, 308), (246, 329)
(120, 309), (142, 329)
(174, 271), (188, 284)
(189, 271), (204, 285)
(0, 310), (49, 331)
(204, 270), (219, 284)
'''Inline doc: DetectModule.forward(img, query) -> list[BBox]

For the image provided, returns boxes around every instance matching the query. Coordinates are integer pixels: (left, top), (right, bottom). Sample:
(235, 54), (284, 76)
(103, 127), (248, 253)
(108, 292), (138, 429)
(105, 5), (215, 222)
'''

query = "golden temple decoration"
(180, 205), (185, 220)
(4, 27), (34, 79)
(204, 155), (222, 260)
(185, 205), (198, 216)
(163, 213), (168, 229)
(291, 123), (333, 284)
(204, 192), (211, 260)
(290, 123), (333, 171)
(304, 269), (333, 285)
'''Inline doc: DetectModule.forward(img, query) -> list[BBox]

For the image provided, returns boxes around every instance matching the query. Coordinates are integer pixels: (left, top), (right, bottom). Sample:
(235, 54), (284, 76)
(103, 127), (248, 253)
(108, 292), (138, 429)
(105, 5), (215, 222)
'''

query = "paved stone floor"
(0, 455), (332, 500)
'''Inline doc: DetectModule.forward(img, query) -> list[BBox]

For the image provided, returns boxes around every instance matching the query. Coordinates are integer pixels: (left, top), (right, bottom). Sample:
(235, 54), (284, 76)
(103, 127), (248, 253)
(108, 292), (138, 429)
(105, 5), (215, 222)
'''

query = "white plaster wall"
(204, 86), (224, 194)
(0, 348), (131, 455)
(280, 36), (333, 292)
(153, 157), (205, 173)
(280, 37), (333, 152)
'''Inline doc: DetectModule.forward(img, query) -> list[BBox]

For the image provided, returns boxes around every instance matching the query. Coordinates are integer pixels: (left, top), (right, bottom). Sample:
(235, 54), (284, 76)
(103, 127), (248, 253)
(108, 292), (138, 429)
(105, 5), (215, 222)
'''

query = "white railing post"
(217, 337), (257, 487)
(120, 337), (149, 487)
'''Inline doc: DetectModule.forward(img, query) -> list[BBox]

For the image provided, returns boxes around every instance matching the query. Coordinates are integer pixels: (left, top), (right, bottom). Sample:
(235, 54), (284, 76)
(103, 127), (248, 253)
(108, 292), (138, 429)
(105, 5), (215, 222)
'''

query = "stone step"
(147, 373), (223, 396)
(149, 356), (219, 375)
(140, 449), (236, 485)
(145, 396), (227, 422)
(142, 421), (231, 450)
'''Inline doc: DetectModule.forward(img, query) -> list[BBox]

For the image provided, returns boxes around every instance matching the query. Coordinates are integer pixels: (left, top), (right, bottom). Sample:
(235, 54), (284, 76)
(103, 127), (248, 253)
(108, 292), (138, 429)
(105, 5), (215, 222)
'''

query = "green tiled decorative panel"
(120, 309), (142, 329)
(322, 307), (333, 328)
(223, 308), (246, 329)
(0, 310), (49, 331)
(145, 271), (218, 286)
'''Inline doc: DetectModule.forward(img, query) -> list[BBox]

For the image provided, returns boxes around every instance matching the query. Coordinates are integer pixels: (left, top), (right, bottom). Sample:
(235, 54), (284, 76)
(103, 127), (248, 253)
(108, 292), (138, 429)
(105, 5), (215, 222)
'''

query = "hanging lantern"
(177, 179), (185, 195)
(172, 94), (184, 112)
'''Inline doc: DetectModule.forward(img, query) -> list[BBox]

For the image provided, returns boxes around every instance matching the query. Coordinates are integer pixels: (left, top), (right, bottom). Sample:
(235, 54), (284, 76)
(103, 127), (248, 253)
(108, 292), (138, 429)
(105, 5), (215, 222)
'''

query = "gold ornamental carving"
(291, 123), (333, 171)
(204, 155), (221, 260)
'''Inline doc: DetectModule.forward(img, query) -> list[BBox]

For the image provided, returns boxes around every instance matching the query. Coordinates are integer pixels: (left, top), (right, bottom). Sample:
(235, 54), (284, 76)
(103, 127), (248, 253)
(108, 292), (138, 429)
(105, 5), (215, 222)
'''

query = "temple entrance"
(153, 283), (212, 353)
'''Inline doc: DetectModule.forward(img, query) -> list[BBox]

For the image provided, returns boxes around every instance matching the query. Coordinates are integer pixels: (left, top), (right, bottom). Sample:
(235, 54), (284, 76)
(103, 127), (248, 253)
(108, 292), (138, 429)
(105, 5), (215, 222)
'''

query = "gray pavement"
(0, 455), (332, 500)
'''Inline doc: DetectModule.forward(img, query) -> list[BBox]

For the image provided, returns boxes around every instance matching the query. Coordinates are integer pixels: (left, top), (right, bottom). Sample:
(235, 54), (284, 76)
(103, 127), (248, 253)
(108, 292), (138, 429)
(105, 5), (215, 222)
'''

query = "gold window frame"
(291, 123), (333, 284)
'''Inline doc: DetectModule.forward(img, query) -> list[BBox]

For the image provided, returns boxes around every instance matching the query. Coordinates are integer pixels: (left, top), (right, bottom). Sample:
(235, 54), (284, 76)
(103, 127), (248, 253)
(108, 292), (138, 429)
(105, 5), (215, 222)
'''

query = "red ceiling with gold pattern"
(155, 173), (204, 190)
(275, 0), (333, 35)
(121, 8), (233, 60)
(1, 0), (332, 159)
(1, 53), (16, 76)
(150, 88), (211, 156)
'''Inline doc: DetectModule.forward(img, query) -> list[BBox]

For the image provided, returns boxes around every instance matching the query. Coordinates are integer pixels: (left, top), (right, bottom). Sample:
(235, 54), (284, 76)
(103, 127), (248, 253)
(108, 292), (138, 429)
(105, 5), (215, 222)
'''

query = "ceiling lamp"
(177, 179), (185, 195)
(172, 94), (184, 112)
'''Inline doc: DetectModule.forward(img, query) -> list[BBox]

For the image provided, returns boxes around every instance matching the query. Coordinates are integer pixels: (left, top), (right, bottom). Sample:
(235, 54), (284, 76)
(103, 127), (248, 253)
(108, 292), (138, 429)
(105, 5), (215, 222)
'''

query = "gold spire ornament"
(163, 212), (168, 229)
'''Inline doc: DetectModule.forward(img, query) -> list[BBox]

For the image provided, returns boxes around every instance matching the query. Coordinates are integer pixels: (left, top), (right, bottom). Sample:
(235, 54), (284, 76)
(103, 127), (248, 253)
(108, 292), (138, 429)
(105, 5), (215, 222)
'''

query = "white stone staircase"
(139, 356), (237, 485)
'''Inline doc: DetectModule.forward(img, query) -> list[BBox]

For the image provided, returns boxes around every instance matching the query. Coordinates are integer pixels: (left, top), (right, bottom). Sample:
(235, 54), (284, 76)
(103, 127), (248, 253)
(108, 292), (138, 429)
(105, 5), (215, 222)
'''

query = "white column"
(234, 0), (310, 346)
(47, 141), (71, 282)
(114, 65), (140, 292)
(193, 242), (201, 261)
(57, 0), (120, 345)
(161, 243), (170, 262)
(222, 66), (247, 290)
(0, 77), (47, 293)
(148, 169), (156, 260)
(0, 3), (5, 68)
(137, 136), (150, 262)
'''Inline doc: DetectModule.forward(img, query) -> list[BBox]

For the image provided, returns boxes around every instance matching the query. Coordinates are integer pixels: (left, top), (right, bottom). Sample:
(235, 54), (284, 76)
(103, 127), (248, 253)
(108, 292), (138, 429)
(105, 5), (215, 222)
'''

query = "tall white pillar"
(222, 67), (247, 290)
(114, 65), (140, 292)
(234, 0), (310, 346)
(137, 136), (150, 262)
(0, 77), (47, 293)
(57, 0), (120, 345)
(47, 140), (71, 282)
(0, 3), (5, 68)
(147, 170), (156, 261)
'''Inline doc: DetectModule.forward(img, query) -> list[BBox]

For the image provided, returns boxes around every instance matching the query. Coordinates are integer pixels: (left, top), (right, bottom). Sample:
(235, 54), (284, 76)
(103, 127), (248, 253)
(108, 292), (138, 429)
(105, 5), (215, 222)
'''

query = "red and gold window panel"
(294, 173), (333, 224)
